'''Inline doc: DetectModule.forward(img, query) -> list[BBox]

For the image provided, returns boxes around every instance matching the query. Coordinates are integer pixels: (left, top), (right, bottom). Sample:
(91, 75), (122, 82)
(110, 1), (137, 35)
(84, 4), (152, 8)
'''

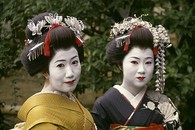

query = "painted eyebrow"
(130, 57), (139, 60)
(129, 57), (153, 60)
(55, 55), (78, 63)
(145, 57), (153, 60)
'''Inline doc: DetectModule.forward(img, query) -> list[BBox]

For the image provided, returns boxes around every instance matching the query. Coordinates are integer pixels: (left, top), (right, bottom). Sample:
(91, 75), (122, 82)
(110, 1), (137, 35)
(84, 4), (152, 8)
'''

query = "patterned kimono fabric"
(18, 93), (94, 130)
(91, 85), (182, 130)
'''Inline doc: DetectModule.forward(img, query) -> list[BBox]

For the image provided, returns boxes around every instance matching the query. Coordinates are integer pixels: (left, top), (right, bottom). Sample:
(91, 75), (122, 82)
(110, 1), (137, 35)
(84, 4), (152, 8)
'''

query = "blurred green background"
(0, 0), (195, 129)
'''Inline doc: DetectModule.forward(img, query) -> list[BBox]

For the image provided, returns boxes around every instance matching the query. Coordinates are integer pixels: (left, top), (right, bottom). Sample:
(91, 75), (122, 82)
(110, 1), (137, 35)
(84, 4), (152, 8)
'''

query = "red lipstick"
(64, 80), (75, 85)
(137, 77), (145, 81)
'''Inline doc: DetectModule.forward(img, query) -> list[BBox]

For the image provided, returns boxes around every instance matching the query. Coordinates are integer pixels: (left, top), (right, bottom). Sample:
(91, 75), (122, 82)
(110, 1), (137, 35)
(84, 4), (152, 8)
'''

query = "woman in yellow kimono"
(12, 12), (95, 130)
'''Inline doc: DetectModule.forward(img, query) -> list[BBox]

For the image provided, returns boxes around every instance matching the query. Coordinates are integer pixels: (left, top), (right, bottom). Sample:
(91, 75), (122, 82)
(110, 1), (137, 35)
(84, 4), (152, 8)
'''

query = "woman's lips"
(64, 80), (75, 85)
(137, 77), (145, 81)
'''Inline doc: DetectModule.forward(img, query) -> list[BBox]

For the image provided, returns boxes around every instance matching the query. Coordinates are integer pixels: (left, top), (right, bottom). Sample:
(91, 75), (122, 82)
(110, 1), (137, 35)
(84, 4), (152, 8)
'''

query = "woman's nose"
(65, 65), (74, 78)
(138, 63), (145, 74)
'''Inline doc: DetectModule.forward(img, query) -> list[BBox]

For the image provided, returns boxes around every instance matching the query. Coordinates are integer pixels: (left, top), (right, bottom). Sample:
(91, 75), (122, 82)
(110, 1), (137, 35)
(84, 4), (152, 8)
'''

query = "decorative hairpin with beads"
(110, 14), (172, 93)
(26, 13), (85, 61)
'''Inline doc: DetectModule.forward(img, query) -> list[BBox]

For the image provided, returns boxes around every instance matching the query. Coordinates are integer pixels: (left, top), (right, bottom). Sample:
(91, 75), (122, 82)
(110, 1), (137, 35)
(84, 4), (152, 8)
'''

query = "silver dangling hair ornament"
(25, 13), (85, 61)
(154, 25), (171, 93)
(110, 14), (171, 93)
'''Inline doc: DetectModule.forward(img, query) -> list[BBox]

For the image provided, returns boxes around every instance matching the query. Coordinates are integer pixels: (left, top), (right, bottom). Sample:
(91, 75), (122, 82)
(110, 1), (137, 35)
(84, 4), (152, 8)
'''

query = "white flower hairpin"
(45, 13), (63, 25)
(64, 16), (85, 45)
(27, 20), (46, 36)
(64, 16), (85, 36)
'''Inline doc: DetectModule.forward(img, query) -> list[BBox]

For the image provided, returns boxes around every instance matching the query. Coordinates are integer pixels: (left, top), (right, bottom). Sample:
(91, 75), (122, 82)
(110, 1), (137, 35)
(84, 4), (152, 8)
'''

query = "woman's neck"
(120, 83), (146, 96)
(41, 80), (69, 97)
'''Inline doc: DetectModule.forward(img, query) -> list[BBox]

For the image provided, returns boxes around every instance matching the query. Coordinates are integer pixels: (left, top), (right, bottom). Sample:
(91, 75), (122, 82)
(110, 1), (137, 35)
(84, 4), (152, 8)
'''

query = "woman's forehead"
(128, 47), (153, 56)
(51, 47), (78, 62)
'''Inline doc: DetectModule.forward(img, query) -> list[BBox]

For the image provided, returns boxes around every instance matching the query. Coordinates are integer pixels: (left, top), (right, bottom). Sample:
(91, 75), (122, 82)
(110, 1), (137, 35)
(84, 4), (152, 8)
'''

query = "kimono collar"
(113, 85), (147, 108)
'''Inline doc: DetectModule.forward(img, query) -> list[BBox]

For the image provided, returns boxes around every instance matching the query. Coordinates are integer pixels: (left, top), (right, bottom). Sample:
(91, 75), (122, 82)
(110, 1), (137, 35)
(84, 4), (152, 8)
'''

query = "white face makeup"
(121, 47), (154, 95)
(48, 47), (81, 93)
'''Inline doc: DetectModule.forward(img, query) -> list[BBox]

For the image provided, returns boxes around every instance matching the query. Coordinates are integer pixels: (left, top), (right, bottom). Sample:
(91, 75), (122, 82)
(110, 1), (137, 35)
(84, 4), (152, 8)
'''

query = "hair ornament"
(44, 24), (62, 57)
(64, 16), (85, 36)
(115, 34), (130, 48)
(75, 36), (83, 47)
(24, 39), (33, 46)
(26, 13), (85, 61)
(27, 42), (44, 61)
(44, 13), (63, 25)
(64, 16), (85, 46)
(110, 14), (172, 93)
(27, 20), (46, 36)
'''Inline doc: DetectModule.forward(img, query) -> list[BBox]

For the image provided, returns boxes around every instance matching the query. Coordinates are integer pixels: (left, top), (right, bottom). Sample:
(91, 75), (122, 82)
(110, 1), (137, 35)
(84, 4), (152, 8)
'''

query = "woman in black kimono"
(91, 15), (182, 130)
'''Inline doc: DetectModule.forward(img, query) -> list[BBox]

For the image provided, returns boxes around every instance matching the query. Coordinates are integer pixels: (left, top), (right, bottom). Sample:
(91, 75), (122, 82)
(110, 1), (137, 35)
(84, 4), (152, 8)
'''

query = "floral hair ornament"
(27, 20), (46, 36)
(26, 13), (85, 60)
(110, 14), (172, 93)
(45, 13), (63, 25)
(64, 16), (85, 46)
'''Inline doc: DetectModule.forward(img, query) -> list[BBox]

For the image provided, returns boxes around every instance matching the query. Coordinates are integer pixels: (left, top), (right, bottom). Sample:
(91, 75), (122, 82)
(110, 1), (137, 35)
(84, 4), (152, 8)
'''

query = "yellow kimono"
(18, 93), (95, 130)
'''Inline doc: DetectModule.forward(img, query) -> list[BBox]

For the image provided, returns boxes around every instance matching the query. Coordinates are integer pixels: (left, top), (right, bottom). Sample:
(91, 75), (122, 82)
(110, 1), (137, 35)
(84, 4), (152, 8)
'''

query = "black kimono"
(91, 85), (182, 130)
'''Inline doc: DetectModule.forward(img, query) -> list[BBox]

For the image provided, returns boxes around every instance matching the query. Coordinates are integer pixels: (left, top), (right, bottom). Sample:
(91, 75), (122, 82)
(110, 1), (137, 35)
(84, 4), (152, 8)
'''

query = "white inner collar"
(113, 85), (147, 108)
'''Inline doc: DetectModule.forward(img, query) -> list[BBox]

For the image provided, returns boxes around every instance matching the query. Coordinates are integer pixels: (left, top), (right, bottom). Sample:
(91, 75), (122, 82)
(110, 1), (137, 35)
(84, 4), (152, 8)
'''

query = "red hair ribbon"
(132, 25), (143, 31)
(153, 47), (158, 56)
(44, 24), (61, 57)
(123, 42), (129, 51)
(123, 32), (131, 51)
(75, 36), (83, 47)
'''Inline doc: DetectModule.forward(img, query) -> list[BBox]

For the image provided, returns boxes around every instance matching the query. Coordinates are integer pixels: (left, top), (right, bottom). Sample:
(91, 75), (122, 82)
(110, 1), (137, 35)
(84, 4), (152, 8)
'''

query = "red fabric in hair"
(44, 24), (61, 57)
(123, 43), (129, 51)
(44, 24), (83, 56)
(75, 36), (83, 47)
(153, 47), (158, 56)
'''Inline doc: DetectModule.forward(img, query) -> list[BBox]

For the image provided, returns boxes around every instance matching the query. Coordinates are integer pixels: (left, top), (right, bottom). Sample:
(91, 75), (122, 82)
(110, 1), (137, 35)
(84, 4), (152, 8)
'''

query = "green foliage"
(0, 0), (195, 129)
(76, 33), (122, 94)
(161, 2), (195, 128)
